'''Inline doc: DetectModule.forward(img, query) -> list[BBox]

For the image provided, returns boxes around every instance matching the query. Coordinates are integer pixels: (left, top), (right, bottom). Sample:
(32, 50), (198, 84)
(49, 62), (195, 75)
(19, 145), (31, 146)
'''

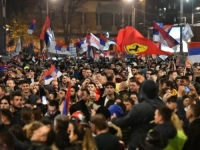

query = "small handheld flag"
(27, 19), (36, 34)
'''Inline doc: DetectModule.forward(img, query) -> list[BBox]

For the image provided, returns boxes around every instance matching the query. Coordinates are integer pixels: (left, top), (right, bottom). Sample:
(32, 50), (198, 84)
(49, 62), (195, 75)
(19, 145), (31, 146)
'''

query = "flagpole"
(47, 0), (49, 15)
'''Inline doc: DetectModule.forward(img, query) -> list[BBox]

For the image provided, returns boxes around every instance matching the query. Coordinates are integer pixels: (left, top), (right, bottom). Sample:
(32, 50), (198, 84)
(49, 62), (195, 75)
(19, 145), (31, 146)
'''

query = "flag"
(27, 19), (36, 34)
(99, 34), (107, 50)
(117, 26), (172, 55)
(153, 22), (179, 48)
(88, 46), (94, 58)
(43, 65), (62, 84)
(90, 33), (100, 49)
(153, 22), (163, 42)
(188, 42), (200, 63)
(45, 24), (55, 48)
(164, 25), (173, 33)
(51, 42), (70, 55)
(62, 84), (71, 115)
(40, 16), (50, 40)
(16, 37), (21, 55)
(77, 38), (88, 54)
(182, 23), (194, 42)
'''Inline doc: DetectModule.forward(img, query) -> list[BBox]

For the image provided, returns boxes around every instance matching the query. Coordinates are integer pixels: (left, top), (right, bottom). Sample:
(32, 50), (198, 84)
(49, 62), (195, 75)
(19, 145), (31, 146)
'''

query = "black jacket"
(55, 130), (70, 149)
(183, 118), (200, 150)
(112, 80), (164, 150)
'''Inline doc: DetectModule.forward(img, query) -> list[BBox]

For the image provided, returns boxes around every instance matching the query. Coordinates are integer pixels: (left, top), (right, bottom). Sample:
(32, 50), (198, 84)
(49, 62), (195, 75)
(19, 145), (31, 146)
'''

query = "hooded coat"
(112, 80), (164, 150)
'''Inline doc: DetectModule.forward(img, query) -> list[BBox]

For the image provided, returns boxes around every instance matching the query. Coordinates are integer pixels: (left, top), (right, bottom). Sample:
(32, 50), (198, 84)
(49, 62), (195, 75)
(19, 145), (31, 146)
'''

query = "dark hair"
(46, 129), (56, 146)
(157, 106), (173, 122)
(54, 115), (69, 131)
(124, 98), (134, 105)
(71, 86), (79, 93)
(69, 103), (81, 115)
(0, 109), (13, 121)
(81, 89), (90, 96)
(22, 80), (30, 85)
(21, 108), (33, 124)
(167, 95), (177, 103)
(10, 91), (22, 100)
(164, 81), (174, 89)
(105, 81), (116, 89)
(180, 76), (189, 81)
(88, 82), (97, 88)
(90, 114), (108, 130)
(182, 95), (189, 100)
(0, 85), (6, 92)
(189, 104), (200, 118)
(49, 100), (59, 109)
(129, 79), (141, 86)
(0, 132), (15, 150)
(32, 108), (42, 121)
(9, 125), (26, 142)
(0, 96), (10, 105)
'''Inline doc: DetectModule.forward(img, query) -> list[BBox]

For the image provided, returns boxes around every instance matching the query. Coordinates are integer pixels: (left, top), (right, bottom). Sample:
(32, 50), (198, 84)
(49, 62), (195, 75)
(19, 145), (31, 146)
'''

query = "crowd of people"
(0, 54), (200, 150)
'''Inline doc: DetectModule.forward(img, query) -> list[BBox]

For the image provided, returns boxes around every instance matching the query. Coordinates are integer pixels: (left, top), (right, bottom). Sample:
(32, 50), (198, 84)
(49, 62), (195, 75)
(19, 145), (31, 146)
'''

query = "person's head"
(90, 114), (108, 135)
(158, 69), (164, 78)
(154, 106), (173, 124)
(10, 91), (23, 109)
(21, 107), (33, 125)
(146, 69), (153, 79)
(61, 75), (70, 84)
(0, 109), (13, 125)
(130, 92), (138, 104)
(168, 71), (178, 81)
(0, 96), (10, 109)
(48, 100), (59, 116)
(105, 81), (116, 95)
(163, 80), (174, 90)
(21, 80), (30, 93)
(115, 63), (122, 71)
(49, 92), (57, 100)
(58, 88), (66, 100)
(6, 79), (15, 90)
(186, 104), (200, 123)
(81, 89), (90, 101)
(129, 79), (140, 93)
(30, 124), (55, 146)
(0, 85), (6, 97)
(88, 82), (97, 92)
(132, 66), (139, 75)
(70, 86), (78, 97)
(182, 95), (190, 107)
(9, 125), (26, 142)
(0, 132), (15, 150)
(32, 108), (42, 121)
(123, 98), (134, 112)
(86, 69), (92, 77)
(180, 76), (189, 86)
(166, 95), (177, 112)
(54, 115), (69, 133)
(51, 80), (58, 91)
(68, 121), (97, 150)
(119, 81), (128, 92)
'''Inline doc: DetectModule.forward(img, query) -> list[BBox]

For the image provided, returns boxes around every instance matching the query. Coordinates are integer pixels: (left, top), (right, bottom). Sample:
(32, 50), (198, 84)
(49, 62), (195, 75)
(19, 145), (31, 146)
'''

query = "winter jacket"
(112, 80), (165, 150)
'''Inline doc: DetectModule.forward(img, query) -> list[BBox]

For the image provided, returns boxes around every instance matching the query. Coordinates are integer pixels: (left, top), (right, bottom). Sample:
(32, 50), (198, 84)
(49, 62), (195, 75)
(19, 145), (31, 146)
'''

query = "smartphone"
(42, 96), (47, 105)
(185, 87), (190, 93)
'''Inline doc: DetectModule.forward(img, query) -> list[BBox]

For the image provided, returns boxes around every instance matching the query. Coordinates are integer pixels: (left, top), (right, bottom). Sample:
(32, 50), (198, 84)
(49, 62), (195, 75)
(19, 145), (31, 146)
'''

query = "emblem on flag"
(61, 46), (66, 52)
(125, 43), (148, 54)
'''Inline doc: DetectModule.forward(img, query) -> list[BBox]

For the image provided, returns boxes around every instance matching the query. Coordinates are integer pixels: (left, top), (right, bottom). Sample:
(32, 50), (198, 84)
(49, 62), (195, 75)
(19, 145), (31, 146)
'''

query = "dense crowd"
(0, 54), (199, 150)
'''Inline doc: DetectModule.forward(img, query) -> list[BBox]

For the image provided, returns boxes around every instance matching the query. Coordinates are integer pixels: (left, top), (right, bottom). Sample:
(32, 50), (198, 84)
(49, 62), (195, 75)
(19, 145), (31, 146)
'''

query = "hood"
(138, 80), (158, 103)
(154, 122), (177, 139)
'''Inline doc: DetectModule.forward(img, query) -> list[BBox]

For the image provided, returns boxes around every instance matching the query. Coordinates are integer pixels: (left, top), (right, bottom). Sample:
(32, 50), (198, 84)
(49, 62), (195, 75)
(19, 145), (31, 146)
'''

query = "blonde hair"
(171, 113), (184, 132)
(71, 122), (97, 150)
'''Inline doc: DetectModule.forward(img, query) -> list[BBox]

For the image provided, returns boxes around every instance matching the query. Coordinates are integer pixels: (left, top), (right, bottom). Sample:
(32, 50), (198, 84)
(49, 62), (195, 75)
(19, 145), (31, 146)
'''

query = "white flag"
(16, 37), (21, 54)
(90, 33), (100, 49)
(182, 24), (194, 42)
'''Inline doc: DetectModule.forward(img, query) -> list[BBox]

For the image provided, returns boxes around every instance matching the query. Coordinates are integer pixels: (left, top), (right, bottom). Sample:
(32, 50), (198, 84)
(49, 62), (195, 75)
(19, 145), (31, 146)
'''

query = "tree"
(59, 0), (89, 43)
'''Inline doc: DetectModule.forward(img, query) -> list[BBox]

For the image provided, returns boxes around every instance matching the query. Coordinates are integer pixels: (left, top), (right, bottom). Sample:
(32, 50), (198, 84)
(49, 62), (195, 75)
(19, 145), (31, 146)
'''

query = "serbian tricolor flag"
(62, 84), (71, 115)
(153, 22), (179, 48)
(40, 16), (50, 40)
(188, 42), (200, 63)
(117, 26), (172, 55)
(27, 19), (36, 34)
(43, 65), (62, 85)
(99, 34), (108, 50)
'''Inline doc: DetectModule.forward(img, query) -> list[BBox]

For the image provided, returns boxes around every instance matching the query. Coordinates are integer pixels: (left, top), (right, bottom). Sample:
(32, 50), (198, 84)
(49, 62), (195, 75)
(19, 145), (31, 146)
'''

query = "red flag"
(40, 16), (50, 40)
(117, 26), (172, 55)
